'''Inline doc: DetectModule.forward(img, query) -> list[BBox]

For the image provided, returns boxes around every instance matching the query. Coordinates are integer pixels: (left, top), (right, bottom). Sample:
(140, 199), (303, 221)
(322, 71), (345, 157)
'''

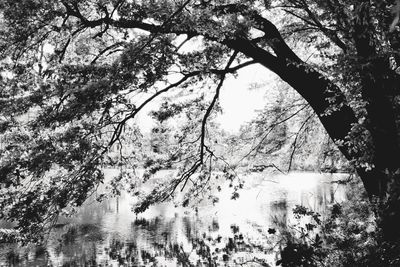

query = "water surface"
(0, 171), (348, 266)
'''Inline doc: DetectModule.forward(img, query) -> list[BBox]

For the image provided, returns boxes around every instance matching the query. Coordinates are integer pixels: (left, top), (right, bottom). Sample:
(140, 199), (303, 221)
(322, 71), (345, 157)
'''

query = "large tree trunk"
(377, 174), (400, 242)
(352, 2), (400, 243)
(229, 35), (400, 243)
(221, 3), (400, 243)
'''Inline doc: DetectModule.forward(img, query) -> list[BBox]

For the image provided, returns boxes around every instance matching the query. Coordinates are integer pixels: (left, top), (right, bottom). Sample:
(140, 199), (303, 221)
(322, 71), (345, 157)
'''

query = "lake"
(0, 170), (348, 266)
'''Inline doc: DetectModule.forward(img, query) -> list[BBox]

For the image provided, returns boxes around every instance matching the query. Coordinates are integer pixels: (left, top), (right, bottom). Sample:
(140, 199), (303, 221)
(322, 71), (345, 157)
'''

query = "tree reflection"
(0, 174), (347, 266)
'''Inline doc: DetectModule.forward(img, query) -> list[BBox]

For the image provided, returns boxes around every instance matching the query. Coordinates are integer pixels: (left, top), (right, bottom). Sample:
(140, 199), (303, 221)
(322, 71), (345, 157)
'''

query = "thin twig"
(287, 113), (315, 172)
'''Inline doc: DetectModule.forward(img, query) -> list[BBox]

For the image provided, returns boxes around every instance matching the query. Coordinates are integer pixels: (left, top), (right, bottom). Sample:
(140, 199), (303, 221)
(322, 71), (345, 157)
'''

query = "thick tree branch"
(62, 0), (360, 192)
(249, 14), (302, 62)
(63, 0), (195, 36)
(351, 2), (400, 190)
(224, 38), (357, 163)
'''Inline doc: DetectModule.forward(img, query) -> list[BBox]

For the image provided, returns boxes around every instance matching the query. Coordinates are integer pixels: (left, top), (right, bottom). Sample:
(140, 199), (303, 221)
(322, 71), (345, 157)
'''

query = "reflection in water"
(270, 197), (289, 231)
(0, 172), (347, 266)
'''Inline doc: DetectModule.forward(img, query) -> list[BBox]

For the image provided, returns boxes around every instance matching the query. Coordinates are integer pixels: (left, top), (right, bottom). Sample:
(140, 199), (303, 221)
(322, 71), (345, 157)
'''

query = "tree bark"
(66, 2), (400, 242)
(351, 2), (400, 242)
(228, 29), (400, 243)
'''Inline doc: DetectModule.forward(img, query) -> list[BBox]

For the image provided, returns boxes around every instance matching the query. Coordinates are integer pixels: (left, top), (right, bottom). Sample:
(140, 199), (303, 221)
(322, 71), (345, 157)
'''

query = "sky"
(216, 64), (273, 132)
(135, 63), (276, 134)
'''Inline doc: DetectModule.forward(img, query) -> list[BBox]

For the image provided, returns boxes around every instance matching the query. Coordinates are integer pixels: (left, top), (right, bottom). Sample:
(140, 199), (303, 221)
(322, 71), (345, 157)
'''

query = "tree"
(0, 0), (400, 243)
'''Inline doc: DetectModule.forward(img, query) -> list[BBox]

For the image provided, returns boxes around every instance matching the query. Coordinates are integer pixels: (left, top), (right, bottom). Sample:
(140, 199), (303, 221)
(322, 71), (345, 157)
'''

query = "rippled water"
(0, 171), (348, 266)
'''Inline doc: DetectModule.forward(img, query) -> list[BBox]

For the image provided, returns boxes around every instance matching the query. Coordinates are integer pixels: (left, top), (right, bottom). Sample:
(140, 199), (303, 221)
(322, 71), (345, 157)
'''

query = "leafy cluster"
(0, 0), (400, 243)
(273, 178), (400, 266)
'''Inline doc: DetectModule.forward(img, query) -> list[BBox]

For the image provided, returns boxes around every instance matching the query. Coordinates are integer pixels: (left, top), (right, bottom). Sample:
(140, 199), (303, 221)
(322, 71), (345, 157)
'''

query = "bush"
(276, 178), (400, 266)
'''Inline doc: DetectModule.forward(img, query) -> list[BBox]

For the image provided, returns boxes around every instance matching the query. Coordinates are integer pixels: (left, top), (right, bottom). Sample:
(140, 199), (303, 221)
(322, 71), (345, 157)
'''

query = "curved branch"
(240, 104), (310, 161)
(225, 37), (357, 164)
(107, 71), (197, 148)
(91, 42), (124, 64)
(107, 58), (256, 151)
(200, 51), (238, 162)
(292, 3), (348, 51)
(287, 113), (315, 172)
(62, 0), (359, 183)
(63, 0), (194, 36)
(180, 51), (238, 190)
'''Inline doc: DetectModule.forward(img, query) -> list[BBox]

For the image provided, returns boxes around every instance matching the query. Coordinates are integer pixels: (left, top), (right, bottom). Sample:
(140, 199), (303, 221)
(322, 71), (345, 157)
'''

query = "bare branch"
(91, 42), (124, 64)
(209, 60), (257, 74)
(240, 104), (309, 161)
(283, 9), (317, 27)
(107, 72), (198, 149)
(287, 113), (315, 172)
(293, 3), (347, 51)
(179, 51), (239, 191)
(199, 51), (239, 163)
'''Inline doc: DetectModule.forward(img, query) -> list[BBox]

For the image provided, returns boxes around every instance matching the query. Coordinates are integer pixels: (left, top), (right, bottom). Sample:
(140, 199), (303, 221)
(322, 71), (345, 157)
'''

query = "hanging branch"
(178, 51), (239, 191)
(240, 104), (309, 161)
(107, 72), (197, 149)
(287, 113), (315, 172)
(106, 59), (256, 152)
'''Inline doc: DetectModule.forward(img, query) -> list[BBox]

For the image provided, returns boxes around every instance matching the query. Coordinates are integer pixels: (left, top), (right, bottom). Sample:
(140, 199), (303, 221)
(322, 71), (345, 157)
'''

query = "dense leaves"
(0, 0), (400, 244)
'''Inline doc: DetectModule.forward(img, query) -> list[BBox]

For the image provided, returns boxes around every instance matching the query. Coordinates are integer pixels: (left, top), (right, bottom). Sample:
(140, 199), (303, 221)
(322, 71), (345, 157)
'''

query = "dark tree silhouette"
(0, 0), (400, 243)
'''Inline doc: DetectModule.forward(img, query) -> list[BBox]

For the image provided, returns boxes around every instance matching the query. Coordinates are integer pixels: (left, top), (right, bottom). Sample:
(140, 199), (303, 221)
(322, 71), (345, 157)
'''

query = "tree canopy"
(1, 0), (400, 242)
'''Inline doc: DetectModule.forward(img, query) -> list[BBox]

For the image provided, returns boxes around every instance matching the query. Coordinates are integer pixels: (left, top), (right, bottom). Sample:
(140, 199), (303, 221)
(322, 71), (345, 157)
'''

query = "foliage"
(0, 0), (400, 243)
(272, 178), (400, 266)
(234, 80), (350, 173)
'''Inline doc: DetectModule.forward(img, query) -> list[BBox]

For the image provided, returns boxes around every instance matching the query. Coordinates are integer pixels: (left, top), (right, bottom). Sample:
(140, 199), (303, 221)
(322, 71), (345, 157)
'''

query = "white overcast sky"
(135, 64), (276, 133)
(216, 64), (272, 132)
